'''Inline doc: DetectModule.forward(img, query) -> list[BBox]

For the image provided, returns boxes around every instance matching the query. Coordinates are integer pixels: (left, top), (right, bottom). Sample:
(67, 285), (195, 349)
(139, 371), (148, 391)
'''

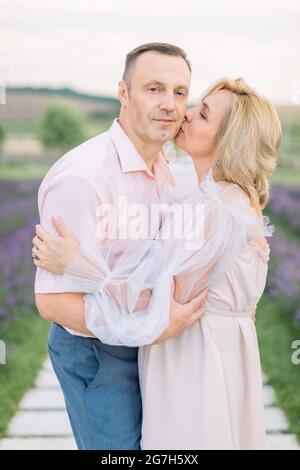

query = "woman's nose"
(185, 108), (193, 122)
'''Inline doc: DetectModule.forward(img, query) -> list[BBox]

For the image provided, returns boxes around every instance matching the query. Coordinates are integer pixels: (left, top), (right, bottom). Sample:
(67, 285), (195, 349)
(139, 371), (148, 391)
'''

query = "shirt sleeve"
(34, 175), (101, 293)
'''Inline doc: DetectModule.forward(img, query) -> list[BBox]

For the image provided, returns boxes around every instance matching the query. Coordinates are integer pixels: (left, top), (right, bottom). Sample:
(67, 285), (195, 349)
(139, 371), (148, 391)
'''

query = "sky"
(0, 0), (300, 105)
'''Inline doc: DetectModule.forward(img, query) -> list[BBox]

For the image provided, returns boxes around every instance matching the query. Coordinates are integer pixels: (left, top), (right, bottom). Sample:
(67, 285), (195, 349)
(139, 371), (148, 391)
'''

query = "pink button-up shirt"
(35, 119), (175, 334)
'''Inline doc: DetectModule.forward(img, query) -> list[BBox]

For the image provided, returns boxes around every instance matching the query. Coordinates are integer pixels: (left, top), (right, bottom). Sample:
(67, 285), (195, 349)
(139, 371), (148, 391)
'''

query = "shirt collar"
(109, 119), (174, 185)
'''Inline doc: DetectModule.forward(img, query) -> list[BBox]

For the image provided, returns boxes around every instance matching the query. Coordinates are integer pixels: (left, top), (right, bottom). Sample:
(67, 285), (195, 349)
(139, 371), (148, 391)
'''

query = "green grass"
(270, 166), (300, 186)
(85, 117), (116, 138)
(1, 159), (299, 185)
(2, 119), (38, 135)
(0, 162), (50, 181)
(0, 310), (50, 438)
(256, 212), (300, 443)
(265, 211), (300, 245)
(256, 298), (300, 443)
(2, 116), (114, 140)
(0, 116), (115, 182)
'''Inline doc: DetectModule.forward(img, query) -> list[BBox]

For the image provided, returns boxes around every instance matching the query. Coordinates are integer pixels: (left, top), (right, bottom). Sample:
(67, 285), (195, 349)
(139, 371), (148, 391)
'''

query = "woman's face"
(174, 89), (234, 160)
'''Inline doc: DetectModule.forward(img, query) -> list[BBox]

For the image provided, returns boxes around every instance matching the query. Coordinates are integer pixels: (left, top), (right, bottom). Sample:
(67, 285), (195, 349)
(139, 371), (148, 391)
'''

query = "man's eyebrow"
(144, 80), (166, 88)
(175, 85), (189, 92)
(202, 100), (211, 113)
(144, 80), (189, 91)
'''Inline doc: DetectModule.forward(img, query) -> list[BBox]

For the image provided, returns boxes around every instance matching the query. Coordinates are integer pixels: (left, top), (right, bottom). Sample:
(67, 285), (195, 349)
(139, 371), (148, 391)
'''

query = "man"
(34, 43), (206, 450)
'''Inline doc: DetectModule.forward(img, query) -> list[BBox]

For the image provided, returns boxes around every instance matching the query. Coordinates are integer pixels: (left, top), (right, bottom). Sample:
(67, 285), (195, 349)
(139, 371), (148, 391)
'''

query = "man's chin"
(153, 128), (174, 142)
(174, 131), (183, 146)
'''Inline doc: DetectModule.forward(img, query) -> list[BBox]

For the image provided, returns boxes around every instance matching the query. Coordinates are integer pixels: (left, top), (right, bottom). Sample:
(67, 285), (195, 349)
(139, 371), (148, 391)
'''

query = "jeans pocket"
(84, 344), (103, 392)
(48, 322), (76, 355)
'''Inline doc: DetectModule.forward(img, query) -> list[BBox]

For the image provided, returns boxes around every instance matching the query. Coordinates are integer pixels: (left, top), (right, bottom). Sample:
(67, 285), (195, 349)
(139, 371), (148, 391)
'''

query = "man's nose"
(159, 92), (176, 112)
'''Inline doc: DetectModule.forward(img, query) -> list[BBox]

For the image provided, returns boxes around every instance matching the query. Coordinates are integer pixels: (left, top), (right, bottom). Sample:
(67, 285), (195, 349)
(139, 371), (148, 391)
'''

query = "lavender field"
(266, 233), (300, 325)
(0, 179), (299, 328)
(0, 179), (53, 439)
(0, 180), (39, 325)
(265, 185), (300, 323)
(267, 185), (300, 234)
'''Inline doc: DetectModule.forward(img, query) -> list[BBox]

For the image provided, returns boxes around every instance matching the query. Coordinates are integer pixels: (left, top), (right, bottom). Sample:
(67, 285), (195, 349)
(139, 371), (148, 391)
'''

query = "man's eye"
(148, 87), (159, 92)
(176, 91), (186, 97)
(200, 112), (207, 120)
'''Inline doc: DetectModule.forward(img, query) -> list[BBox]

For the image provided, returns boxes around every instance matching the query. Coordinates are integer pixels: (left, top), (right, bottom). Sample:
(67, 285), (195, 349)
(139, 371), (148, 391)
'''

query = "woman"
(32, 78), (282, 449)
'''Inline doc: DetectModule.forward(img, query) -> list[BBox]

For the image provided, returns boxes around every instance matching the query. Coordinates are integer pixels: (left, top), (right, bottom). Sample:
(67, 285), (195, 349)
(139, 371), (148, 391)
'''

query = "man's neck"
(118, 117), (163, 173)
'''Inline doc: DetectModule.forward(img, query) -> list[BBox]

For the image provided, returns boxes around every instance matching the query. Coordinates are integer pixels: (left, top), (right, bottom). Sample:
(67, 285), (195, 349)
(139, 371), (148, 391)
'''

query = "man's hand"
(154, 288), (208, 344)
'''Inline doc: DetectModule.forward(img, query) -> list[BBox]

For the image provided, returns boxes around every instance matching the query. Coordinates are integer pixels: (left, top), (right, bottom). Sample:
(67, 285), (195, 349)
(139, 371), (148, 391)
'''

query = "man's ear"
(118, 80), (129, 107)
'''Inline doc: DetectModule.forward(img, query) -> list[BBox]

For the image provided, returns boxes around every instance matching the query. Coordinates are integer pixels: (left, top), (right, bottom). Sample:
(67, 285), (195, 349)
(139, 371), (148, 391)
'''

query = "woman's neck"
(192, 156), (213, 184)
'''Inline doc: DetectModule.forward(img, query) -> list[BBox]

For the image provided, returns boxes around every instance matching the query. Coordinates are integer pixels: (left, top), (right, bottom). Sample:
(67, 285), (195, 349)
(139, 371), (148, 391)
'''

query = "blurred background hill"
(0, 86), (299, 184)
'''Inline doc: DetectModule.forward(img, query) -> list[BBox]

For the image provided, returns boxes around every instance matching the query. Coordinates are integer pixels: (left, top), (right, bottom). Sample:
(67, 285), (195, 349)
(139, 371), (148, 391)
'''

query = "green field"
(0, 311), (50, 438)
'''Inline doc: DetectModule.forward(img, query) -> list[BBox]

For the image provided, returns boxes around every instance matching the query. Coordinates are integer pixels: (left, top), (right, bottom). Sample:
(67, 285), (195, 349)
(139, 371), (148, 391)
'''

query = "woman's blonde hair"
(203, 78), (282, 210)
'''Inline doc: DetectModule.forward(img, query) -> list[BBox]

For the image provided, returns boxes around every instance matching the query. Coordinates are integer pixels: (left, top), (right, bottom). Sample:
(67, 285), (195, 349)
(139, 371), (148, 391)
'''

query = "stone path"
(0, 357), (299, 450)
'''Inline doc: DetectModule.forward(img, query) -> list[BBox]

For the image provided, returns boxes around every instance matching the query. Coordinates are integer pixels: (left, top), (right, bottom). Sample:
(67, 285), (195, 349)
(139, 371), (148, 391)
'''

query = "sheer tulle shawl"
(63, 170), (273, 346)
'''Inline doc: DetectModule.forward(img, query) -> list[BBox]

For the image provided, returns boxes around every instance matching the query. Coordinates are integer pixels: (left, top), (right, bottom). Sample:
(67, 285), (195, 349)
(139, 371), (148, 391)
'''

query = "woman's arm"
(32, 218), (206, 346)
(33, 220), (153, 311)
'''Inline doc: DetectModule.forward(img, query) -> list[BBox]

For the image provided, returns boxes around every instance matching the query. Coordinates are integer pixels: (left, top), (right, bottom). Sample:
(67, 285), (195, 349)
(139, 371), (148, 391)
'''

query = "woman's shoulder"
(200, 171), (274, 240)
(200, 171), (251, 212)
(211, 178), (253, 209)
(214, 181), (271, 262)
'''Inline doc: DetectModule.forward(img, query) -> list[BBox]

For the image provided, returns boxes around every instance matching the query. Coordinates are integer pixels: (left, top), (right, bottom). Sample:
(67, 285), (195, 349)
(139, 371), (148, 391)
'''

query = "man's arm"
(36, 288), (207, 344)
(35, 292), (93, 336)
(35, 175), (100, 334)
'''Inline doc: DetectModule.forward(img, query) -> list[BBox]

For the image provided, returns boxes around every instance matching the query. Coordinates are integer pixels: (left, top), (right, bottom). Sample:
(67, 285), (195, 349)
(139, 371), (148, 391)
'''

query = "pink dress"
(138, 241), (269, 450)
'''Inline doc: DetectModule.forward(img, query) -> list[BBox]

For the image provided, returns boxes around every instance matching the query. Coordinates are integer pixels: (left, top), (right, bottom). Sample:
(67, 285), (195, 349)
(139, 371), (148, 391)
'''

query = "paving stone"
(265, 407), (289, 433)
(43, 357), (53, 371)
(1, 355), (298, 451)
(7, 411), (72, 437)
(266, 434), (300, 450)
(262, 372), (268, 385)
(263, 386), (276, 407)
(19, 389), (65, 411)
(0, 437), (76, 450)
(34, 369), (60, 389)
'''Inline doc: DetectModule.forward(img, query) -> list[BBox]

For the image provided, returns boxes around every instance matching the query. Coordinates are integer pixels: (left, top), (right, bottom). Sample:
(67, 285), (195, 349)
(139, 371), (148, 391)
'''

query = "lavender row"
(267, 185), (300, 233)
(0, 180), (39, 320)
(266, 232), (300, 325)
(1, 179), (300, 326)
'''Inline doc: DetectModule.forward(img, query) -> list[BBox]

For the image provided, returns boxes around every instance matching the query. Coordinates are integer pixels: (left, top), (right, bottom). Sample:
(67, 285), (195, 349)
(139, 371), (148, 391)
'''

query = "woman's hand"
(32, 217), (80, 275)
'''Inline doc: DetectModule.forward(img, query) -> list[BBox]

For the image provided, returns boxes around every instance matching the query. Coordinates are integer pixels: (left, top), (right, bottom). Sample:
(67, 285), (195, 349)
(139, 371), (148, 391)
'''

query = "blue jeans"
(48, 323), (142, 450)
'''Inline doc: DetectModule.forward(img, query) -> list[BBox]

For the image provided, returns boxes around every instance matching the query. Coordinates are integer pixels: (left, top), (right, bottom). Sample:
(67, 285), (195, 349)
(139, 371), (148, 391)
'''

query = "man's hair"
(122, 42), (191, 88)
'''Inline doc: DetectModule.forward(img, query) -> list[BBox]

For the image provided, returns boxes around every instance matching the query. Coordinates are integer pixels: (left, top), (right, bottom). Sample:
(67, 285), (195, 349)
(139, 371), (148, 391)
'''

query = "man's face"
(119, 51), (191, 144)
